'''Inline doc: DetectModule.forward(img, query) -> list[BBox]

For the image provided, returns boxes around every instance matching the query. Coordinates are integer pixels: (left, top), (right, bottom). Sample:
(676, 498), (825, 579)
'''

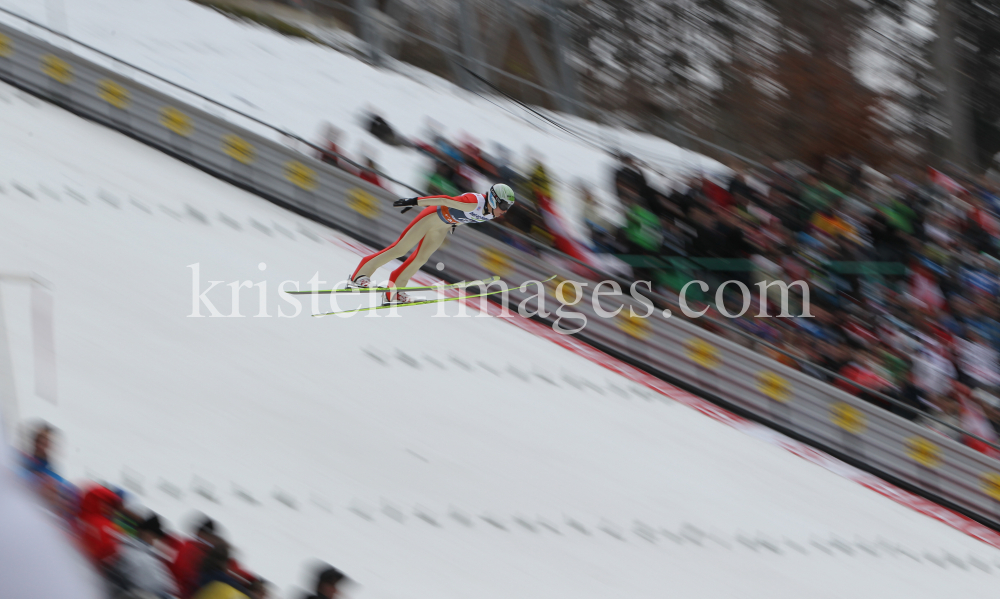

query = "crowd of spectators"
(16, 421), (352, 599)
(604, 153), (1000, 456)
(312, 110), (1000, 455)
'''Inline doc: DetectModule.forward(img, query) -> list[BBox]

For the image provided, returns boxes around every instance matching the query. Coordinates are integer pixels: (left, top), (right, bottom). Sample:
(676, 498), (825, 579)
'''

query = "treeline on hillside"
(278, 0), (1000, 172)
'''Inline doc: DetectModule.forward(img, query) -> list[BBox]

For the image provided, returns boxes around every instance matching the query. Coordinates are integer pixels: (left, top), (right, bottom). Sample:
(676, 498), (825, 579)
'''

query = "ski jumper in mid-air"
(349, 183), (517, 304)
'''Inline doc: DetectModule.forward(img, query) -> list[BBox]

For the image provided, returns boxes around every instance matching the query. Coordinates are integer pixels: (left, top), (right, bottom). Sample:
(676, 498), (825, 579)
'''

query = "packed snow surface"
(1, 82), (1000, 599)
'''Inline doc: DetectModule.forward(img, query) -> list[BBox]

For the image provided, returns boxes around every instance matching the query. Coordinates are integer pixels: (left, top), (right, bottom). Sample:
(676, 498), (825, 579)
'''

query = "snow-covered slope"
(3, 82), (1000, 599)
(0, 0), (724, 233)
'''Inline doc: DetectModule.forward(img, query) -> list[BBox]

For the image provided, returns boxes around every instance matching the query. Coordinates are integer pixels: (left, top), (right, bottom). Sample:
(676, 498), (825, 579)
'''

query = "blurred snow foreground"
(3, 73), (1000, 598)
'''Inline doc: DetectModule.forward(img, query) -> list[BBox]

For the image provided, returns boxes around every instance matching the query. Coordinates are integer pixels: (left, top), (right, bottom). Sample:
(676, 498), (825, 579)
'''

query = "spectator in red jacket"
(171, 515), (217, 598)
(836, 350), (893, 409)
(359, 157), (383, 188)
(318, 123), (345, 170)
(76, 484), (122, 568)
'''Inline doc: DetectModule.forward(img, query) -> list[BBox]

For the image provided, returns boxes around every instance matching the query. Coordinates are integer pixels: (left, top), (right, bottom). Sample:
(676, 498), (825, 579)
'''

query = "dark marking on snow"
(561, 374), (583, 390)
(969, 556), (990, 573)
(121, 468), (144, 496)
(829, 538), (854, 556)
(273, 223), (295, 239)
(406, 449), (429, 463)
(507, 365), (529, 381)
(362, 348), (387, 365)
(810, 540), (833, 555)
(785, 539), (807, 554)
(924, 553), (945, 567)
(158, 480), (182, 499)
(186, 204), (208, 224)
(159, 205), (182, 220)
(537, 520), (561, 535)
(533, 372), (558, 386)
(40, 185), (60, 201)
(349, 506), (373, 521)
(449, 509), (473, 527)
(598, 521), (624, 541)
(13, 183), (35, 199)
(65, 188), (87, 204)
(875, 539), (899, 557)
(422, 355), (445, 369)
(476, 361), (499, 376)
(900, 547), (923, 562)
(607, 383), (629, 398)
(311, 496), (333, 513)
(513, 516), (537, 533)
(415, 508), (440, 527)
(681, 524), (705, 546)
(381, 503), (405, 523)
(297, 227), (321, 242)
(233, 485), (259, 505)
(16, 92), (39, 106)
(660, 528), (683, 544)
(218, 213), (242, 230)
(566, 518), (590, 536)
(191, 477), (218, 503)
(273, 489), (298, 510)
(629, 386), (652, 400)
(250, 219), (272, 235)
(449, 355), (472, 371)
(395, 351), (420, 369)
(945, 553), (968, 569)
(632, 522), (657, 543)
(480, 515), (507, 530)
(130, 198), (152, 214)
(737, 535), (758, 551)
(98, 190), (120, 207)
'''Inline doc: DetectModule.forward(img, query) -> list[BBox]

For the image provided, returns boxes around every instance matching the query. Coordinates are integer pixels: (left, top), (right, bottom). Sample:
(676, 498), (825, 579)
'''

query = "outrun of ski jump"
(6, 0), (1000, 598)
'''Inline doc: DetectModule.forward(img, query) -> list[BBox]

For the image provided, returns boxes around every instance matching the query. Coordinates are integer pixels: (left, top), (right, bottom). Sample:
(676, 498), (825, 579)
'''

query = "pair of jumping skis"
(290, 275), (554, 317)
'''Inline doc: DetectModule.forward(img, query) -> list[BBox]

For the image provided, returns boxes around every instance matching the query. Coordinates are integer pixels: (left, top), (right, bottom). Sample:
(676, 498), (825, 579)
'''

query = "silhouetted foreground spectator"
(304, 564), (350, 599)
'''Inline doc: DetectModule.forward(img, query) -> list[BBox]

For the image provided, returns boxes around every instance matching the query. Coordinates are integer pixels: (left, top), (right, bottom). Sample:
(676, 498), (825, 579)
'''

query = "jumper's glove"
(393, 197), (419, 212)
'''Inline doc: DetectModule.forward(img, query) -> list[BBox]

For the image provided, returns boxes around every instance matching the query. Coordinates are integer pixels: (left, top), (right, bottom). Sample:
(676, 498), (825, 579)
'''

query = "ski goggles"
(488, 188), (513, 211)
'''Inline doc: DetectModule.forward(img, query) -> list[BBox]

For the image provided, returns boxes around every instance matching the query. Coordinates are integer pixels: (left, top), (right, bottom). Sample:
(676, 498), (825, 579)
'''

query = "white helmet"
(487, 184), (516, 210)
